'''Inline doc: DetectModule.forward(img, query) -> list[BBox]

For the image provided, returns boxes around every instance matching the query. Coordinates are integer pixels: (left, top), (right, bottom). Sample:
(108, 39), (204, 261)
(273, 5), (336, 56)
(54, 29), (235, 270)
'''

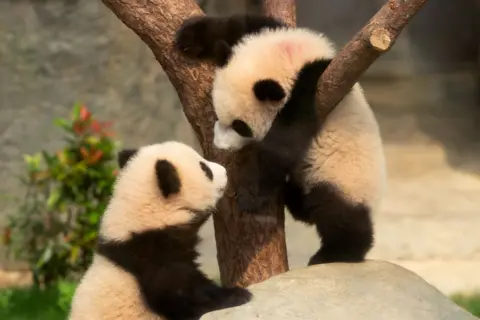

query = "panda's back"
(297, 84), (387, 212)
(69, 255), (165, 320)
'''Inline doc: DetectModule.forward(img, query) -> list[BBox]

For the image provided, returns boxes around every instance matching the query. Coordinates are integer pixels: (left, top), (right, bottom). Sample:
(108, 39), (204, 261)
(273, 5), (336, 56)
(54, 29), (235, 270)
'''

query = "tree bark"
(100, 0), (429, 287)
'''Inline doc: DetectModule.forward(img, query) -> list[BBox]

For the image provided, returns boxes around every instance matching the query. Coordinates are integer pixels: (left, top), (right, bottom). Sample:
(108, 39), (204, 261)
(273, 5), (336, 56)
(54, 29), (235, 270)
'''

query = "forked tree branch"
(100, 0), (429, 287)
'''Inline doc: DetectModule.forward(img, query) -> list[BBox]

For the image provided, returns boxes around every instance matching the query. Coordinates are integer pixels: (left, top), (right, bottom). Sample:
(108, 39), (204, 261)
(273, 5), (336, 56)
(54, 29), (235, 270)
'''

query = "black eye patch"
(199, 161), (213, 181)
(231, 119), (253, 138)
(253, 79), (286, 102)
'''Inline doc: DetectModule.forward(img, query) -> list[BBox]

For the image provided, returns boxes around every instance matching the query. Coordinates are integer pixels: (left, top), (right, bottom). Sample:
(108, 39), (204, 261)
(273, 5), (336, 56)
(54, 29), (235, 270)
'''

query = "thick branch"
(316, 0), (429, 119)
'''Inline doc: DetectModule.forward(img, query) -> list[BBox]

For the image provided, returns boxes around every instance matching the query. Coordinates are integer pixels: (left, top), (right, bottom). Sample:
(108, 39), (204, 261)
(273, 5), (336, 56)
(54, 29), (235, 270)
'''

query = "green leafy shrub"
(0, 281), (77, 320)
(4, 103), (120, 286)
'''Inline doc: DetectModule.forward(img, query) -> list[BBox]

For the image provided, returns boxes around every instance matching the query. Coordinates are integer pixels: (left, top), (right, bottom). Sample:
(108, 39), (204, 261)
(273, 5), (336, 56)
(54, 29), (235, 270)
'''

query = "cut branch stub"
(369, 28), (392, 51)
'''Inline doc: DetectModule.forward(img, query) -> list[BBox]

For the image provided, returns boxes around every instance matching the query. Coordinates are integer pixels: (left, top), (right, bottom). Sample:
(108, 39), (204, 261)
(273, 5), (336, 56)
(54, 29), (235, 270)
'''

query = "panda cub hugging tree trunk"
(175, 14), (387, 266)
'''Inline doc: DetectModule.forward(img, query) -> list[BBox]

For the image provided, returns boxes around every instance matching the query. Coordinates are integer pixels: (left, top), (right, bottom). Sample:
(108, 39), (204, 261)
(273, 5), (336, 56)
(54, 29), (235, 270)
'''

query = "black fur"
(97, 218), (251, 320)
(175, 14), (286, 66)
(253, 79), (286, 102)
(156, 160), (182, 198)
(212, 40), (232, 67)
(199, 161), (213, 181)
(118, 149), (138, 169)
(236, 59), (332, 214)
(284, 180), (374, 265)
(231, 119), (253, 138)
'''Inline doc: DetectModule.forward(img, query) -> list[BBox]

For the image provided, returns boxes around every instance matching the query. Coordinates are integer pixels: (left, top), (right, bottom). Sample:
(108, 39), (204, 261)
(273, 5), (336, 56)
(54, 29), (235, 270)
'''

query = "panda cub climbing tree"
(69, 142), (251, 320)
(175, 14), (387, 266)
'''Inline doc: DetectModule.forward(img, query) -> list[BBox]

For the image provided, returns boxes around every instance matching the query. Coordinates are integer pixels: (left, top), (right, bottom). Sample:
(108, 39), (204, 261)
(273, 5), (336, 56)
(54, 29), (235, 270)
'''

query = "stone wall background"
(0, 0), (479, 293)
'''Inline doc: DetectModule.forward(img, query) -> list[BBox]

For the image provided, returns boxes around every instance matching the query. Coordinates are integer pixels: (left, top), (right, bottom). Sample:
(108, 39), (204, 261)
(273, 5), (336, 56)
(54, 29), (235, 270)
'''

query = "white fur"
(211, 27), (387, 211)
(69, 141), (228, 320)
(213, 121), (250, 150)
(69, 256), (162, 320)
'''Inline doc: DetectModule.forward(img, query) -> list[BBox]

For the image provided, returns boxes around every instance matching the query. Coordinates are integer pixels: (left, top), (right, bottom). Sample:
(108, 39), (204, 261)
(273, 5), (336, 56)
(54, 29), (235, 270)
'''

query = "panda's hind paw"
(226, 287), (253, 305)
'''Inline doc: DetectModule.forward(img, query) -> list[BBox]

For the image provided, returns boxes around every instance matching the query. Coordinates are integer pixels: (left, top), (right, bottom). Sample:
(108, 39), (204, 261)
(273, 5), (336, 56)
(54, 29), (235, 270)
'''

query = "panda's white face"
(100, 142), (228, 239)
(211, 27), (336, 151)
(213, 121), (251, 151)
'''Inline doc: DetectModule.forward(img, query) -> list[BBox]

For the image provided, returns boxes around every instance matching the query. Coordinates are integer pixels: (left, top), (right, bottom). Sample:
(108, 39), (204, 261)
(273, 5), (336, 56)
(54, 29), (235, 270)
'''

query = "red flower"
(73, 121), (85, 135)
(80, 147), (89, 160)
(90, 149), (104, 164)
(79, 105), (91, 122)
(90, 120), (101, 133)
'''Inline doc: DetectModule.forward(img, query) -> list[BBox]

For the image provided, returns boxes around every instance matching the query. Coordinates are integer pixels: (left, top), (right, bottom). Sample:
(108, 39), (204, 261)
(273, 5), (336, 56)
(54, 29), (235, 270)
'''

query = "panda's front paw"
(236, 186), (269, 214)
(175, 16), (215, 59)
(307, 249), (365, 266)
(223, 287), (252, 307)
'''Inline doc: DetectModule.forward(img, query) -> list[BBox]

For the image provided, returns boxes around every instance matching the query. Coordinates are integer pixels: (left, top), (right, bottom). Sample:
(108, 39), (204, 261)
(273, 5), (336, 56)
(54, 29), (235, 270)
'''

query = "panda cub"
(69, 142), (251, 320)
(175, 14), (387, 265)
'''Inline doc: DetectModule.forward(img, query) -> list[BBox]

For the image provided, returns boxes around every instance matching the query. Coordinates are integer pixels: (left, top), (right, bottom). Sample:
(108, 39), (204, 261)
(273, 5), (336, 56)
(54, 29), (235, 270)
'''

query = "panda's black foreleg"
(284, 178), (313, 223)
(140, 265), (252, 320)
(301, 182), (374, 266)
(235, 145), (288, 214)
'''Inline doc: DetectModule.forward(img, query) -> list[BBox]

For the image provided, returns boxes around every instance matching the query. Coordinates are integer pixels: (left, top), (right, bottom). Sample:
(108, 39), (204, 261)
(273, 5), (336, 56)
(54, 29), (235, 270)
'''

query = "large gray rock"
(201, 260), (477, 320)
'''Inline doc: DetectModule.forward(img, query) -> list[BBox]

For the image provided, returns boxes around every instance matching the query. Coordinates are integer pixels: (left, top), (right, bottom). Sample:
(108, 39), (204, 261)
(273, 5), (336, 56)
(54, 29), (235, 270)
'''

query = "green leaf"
(41, 151), (56, 167)
(88, 213), (99, 224)
(84, 230), (98, 243)
(36, 245), (53, 268)
(69, 246), (79, 264)
(71, 102), (82, 120)
(53, 118), (73, 132)
(23, 153), (42, 169)
(47, 189), (61, 209)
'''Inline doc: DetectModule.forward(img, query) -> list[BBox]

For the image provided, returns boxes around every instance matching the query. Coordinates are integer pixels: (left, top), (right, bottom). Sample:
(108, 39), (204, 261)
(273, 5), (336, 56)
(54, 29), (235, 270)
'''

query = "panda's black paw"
(175, 16), (216, 59)
(222, 287), (252, 307)
(236, 186), (269, 214)
(307, 249), (365, 266)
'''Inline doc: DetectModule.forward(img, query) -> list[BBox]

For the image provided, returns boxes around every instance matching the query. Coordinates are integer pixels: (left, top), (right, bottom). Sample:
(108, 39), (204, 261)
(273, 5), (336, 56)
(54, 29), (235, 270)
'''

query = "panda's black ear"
(253, 79), (286, 102)
(155, 160), (181, 198)
(213, 40), (232, 67)
(117, 149), (138, 169)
